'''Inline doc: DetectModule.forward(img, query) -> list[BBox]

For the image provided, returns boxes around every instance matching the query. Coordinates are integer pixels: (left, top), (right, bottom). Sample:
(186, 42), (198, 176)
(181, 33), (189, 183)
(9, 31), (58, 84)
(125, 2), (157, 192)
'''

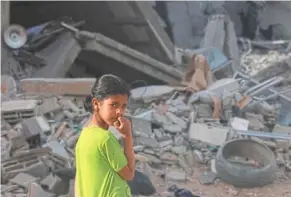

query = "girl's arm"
(118, 134), (135, 180)
(74, 177), (78, 197)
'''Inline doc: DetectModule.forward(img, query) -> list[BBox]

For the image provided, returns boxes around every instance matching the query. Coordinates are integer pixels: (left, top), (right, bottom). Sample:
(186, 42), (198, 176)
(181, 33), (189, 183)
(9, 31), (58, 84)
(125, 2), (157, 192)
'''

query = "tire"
(215, 139), (277, 188)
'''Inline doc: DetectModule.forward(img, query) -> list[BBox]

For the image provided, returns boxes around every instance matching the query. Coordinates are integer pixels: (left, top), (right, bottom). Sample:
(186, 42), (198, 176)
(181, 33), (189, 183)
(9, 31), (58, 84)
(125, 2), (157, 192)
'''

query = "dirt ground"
(149, 166), (291, 197)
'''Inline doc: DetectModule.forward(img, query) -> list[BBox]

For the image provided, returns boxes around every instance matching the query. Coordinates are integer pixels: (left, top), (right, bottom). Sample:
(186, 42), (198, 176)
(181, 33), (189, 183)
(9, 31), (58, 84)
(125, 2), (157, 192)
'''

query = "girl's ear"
(92, 98), (99, 112)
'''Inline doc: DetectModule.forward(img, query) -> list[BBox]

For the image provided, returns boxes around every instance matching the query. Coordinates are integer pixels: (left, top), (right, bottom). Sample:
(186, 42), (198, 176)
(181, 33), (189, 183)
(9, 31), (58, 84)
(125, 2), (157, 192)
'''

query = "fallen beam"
(81, 31), (183, 84)
(20, 78), (96, 96)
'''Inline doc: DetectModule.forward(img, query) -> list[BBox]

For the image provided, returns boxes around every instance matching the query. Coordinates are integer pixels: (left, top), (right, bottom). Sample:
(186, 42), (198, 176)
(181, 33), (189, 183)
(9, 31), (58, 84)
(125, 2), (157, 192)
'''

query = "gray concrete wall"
(165, 1), (225, 49)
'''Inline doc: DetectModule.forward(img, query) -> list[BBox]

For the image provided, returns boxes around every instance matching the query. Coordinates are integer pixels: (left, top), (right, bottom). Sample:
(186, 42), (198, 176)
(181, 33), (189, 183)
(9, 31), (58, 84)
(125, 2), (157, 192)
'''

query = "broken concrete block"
(25, 160), (48, 178)
(6, 129), (27, 150)
(207, 78), (239, 98)
(188, 123), (228, 146)
(131, 118), (152, 136)
(1, 100), (38, 124)
(153, 128), (164, 140)
(43, 140), (70, 160)
(200, 171), (217, 185)
(135, 136), (158, 148)
(174, 134), (184, 146)
(273, 124), (291, 135)
(134, 109), (154, 121)
(63, 110), (77, 119)
(130, 85), (174, 101)
(27, 182), (56, 197)
(196, 104), (213, 118)
(153, 112), (169, 126)
(9, 173), (38, 189)
(40, 173), (69, 195)
(133, 145), (145, 152)
(166, 112), (187, 129)
(276, 153), (285, 167)
(1, 137), (11, 160)
(245, 113), (265, 131)
(163, 124), (183, 133)
(166, 170), (186, 181)
(38, 98), (61, 115)
(139, 153), (161, 164)
(171, 146), (187, 155)
(35, 116), (51, 135)
(59, 99), (80, 113)
(276, 140), (291, 150)
(20, 78), (96, 96)
(230, 117), (249, 131)
(144, 148), (156, 155)
(21, 118), (42, 148)
(159, 139), (173, 148)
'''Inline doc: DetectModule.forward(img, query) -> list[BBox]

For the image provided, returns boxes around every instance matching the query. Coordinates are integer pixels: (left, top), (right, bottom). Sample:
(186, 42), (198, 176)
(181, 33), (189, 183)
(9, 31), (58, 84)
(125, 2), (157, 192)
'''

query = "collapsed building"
(1, 1), (291, 197)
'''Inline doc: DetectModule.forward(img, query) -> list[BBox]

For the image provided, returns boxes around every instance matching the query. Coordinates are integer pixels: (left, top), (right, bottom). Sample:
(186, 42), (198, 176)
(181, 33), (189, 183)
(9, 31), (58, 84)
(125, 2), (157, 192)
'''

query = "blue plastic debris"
(192, 47), (228, 71)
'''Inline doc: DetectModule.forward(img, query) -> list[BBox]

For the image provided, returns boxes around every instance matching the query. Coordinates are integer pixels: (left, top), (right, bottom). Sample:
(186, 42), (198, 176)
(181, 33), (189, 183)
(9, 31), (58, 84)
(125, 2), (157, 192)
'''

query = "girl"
(75, 74), (135, 197)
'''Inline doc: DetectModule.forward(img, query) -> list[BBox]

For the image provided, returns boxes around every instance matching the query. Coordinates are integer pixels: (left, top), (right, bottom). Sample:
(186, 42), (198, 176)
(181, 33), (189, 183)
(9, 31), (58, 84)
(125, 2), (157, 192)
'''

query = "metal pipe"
(249, 77), (285, 96)
(234, 129), (291, 140)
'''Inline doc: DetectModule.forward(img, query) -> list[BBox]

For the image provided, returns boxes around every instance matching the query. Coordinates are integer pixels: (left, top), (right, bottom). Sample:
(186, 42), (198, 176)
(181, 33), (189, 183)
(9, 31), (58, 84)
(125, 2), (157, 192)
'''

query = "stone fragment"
(133, 145), (145, 152)
(166, 112), (187, 129)
(38, 98), (61, 115)
(273, 124), (291, 135)
(159, 139), (173, 148)
(27, 182), (56, 197)
(40, 173), (69, 195)
(188, 123), (228, 146)
(139, 153), (161, 164)
(163, 124), (183, 133)
(165, 170), (186, 181)
(199, 171), (217, 185)
(135, 136), (158, 148)
(10, 173), (38, 189)
(153, 128), (164, 140)
(43, 140), (70, 160)
(173, 134), (184, 146)
(171, 146), (187, 155)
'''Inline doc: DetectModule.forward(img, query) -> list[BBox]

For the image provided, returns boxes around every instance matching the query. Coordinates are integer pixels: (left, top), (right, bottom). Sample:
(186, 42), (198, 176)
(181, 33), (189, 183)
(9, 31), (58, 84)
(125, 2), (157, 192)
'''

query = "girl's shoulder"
(80, 126), (111, 142)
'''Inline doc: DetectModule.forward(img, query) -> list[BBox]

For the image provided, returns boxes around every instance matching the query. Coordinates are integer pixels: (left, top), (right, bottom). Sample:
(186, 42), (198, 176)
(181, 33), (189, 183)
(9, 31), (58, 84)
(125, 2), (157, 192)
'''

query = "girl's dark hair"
(83, 74), (130, 112)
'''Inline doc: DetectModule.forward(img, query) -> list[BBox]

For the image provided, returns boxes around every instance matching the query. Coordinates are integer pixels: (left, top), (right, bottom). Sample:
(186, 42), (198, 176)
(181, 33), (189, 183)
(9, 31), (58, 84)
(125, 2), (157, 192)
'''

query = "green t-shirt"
(75, 126), (131, 197)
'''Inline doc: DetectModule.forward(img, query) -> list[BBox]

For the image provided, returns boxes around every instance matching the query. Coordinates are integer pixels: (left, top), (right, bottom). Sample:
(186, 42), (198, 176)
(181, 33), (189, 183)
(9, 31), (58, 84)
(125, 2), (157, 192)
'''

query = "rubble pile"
(1, 97), (89, 197)
(241, 50), (291, 77)
(2, 74), (291, 197)
(1, 3), (291, 196)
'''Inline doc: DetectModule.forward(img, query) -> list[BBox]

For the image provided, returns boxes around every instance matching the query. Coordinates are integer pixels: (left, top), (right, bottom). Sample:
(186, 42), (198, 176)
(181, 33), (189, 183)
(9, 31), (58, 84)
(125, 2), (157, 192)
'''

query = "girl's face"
(92, 94), (128, 126)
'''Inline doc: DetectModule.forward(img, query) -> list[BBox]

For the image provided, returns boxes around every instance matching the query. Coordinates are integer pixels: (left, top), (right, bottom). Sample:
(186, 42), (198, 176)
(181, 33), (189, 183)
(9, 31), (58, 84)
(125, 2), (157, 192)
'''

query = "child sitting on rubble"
(75, 74), (135, 197)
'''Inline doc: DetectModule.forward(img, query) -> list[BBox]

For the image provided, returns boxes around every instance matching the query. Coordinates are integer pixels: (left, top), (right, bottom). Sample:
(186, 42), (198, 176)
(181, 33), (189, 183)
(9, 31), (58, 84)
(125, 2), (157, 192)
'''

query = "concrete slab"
(188, 123), (229, 146)
(131, 118), (152, 136)
(38, 98), (61, 115)
(130, 85), (174, 101)
(1, 100), (38, 113)
(27, 182), (56, 197)
(33, 32), (81, 78)
(43, 140), (70, 160)
(207, 78), (240, 98)
(9, 173), (38, 189)
(20, 78), (96, 96)
(84, 33), (182, 84)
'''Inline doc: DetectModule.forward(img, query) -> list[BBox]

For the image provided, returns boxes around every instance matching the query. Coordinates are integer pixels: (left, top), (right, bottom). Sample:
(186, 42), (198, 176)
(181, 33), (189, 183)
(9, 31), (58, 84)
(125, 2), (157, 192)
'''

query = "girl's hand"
(114, 117), (132, 138)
